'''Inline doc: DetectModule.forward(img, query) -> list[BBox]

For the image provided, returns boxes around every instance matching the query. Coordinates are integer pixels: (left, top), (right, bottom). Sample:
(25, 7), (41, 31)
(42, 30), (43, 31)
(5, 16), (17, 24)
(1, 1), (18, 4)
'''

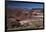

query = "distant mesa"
(7, 7), (43, 11)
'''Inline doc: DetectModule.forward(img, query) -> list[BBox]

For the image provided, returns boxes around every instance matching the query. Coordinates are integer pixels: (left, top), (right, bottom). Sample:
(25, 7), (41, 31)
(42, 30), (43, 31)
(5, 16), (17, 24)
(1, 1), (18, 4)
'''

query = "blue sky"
(6, 2), (43, 9)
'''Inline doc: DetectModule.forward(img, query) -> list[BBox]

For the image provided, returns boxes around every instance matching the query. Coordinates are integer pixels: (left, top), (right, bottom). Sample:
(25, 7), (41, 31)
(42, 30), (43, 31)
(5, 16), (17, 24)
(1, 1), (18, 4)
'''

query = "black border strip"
(5, 1), (44, 31)
(5, 1), (44, 4)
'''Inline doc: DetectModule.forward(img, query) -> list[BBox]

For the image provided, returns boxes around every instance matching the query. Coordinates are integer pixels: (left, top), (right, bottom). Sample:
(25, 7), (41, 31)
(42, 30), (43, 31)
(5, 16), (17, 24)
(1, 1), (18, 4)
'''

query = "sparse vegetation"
(6, 8), (43, 30)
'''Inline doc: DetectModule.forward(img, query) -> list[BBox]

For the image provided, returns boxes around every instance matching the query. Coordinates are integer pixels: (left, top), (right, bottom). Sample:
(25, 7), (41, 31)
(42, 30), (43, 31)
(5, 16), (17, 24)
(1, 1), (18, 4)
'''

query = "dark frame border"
(5, 1), (44, 31)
